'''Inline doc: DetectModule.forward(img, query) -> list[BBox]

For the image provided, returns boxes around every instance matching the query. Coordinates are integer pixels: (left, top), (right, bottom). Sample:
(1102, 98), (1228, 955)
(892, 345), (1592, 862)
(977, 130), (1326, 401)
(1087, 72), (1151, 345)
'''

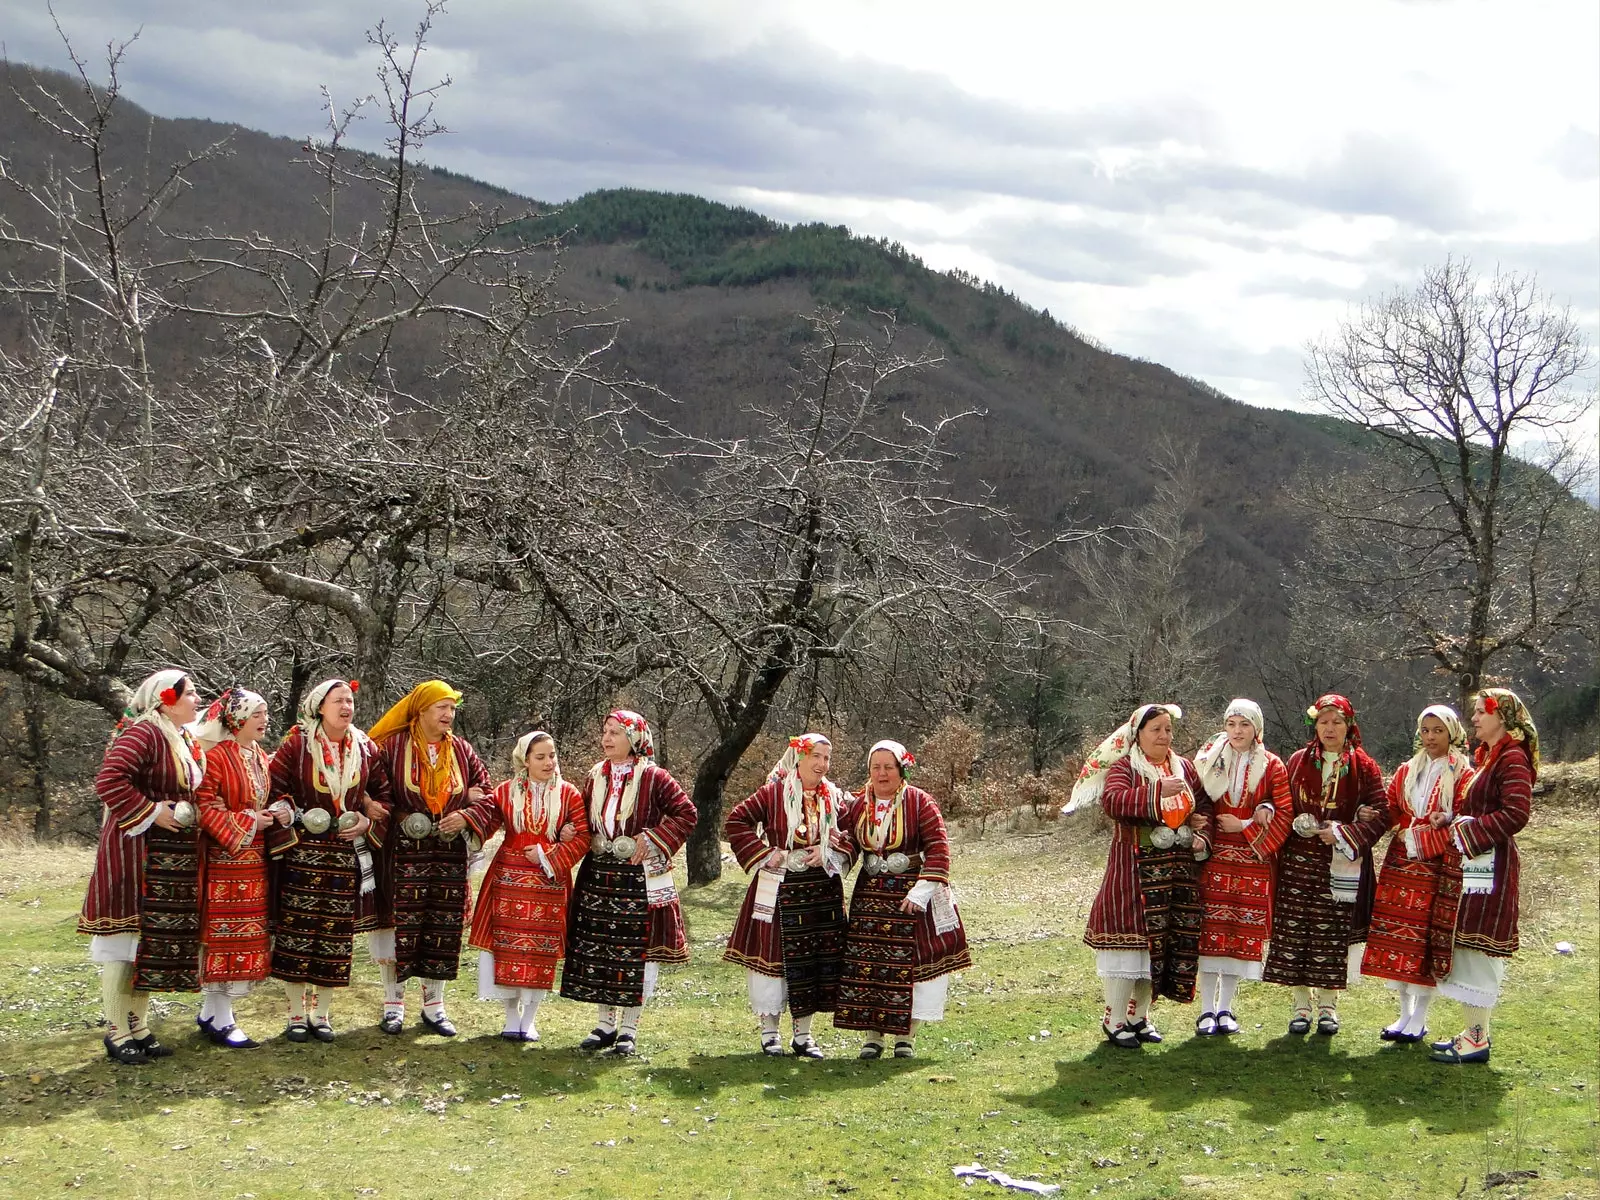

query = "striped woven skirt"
(1263, 840), (1360, 991)
(132, 827), (202, 993)
(775, 867), (847, 1016)
(475, 856), (569, 991)
(834, 873), (918, 1036)
(199, 841), (270, 984)
(272, 833), (362, 987)
(560, 857), (650, 1007)
(1360, 845), (1458, 987)
(1137, 844), (1203, 1003)
(391, 833), (469, 982)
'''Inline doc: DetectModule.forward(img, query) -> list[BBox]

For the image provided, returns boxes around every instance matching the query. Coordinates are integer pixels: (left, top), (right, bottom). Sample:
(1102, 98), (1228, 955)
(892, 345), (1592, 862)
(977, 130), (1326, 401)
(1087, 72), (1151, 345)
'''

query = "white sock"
(1197, 970), (1219, 1012)
(284, 981), (307, 1022)
(1461, 1004), (1491, 1046)
(421, 979), (446, 1018)
(1103, 978), (1136, 1028)
(1292, 986), (1313, 1014)
(1130, 980), (1153, 1022)
(1216, 974), (1240, 1014)
(618, 1005), (642, 1037)
(101, 962), (135, 1044)
(502, 998), (523, 1034)
(1403, 987), (1434, 1036)
(128, 991), (152, 1040)
(1386, 985), (1412, 1033)
(518, 990), (544, 1036)
(595, 1004), (618, 1034)
(380, 964), (405, 1017)
(212, 994), (236, 1029)
(199, 991), (218, 1023)
(313, 988), (332, 1023)
(759, 1013), (781, 1037)
(794, 1013), (814, 1040)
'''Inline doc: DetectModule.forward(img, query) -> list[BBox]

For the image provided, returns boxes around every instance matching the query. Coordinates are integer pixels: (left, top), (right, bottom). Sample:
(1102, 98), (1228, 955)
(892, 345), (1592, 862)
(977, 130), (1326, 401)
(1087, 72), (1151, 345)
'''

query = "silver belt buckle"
(785, 848), (810, 872)
(610, 835), (637, 861)
(1292, 812), (1321, 838)
(337, 810), (362, 832)
(1174, 824), (1195, 848)
(885, 852), (911, 875)
(400, 811), (435, 840)
(301, 807), (333, 835)
(1148, 825), (1176, 850)
(864, 854), (884, 876)
(171, 800), (198, 829)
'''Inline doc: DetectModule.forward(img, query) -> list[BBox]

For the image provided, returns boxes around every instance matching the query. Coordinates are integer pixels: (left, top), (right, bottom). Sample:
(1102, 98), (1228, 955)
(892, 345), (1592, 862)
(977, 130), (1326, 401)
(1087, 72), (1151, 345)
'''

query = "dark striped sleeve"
(95, 724), (160, 831)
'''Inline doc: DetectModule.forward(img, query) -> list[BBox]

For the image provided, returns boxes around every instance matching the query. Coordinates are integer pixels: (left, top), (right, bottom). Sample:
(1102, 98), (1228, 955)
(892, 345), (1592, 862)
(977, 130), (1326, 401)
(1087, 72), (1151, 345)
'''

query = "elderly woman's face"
(1418, 714), (1452, 759)
(1471, 699), (1506, 743)
(418, 699), (457, 740)
(601, 718), (633, 762)
(868, 750), (902, 795)
(1137, 713), (1173, 761)
(1315, 709), (1349, 751)
(320, 685), (356, 732)
(165, 681), (201, 726)
(796, 742), (831, 789)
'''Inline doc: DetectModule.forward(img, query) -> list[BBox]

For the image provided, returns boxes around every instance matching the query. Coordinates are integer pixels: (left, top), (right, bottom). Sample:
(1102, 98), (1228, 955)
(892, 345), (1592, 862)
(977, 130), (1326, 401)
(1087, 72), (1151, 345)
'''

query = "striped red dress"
(1450, 740), (1532, 957)
(1197, 752), (1292, 971)
(196, 740), (273, 985)
(464, 779), (590, 990)
(79, 722), (201, 936)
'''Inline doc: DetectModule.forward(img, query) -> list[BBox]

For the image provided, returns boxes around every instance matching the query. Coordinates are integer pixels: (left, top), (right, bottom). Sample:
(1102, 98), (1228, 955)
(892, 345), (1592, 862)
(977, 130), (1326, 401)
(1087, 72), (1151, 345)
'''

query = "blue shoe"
(1429, 1037), (1490, 1064)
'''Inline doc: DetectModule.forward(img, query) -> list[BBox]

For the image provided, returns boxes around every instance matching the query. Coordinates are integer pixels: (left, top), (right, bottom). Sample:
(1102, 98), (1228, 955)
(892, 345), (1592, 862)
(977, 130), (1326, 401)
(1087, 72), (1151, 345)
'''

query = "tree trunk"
(23, 681), (51, 838)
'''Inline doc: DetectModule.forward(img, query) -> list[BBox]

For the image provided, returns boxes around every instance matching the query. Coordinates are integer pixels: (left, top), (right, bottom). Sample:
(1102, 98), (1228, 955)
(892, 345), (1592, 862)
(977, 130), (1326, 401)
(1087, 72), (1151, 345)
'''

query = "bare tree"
(1298, 258), (1597, 713)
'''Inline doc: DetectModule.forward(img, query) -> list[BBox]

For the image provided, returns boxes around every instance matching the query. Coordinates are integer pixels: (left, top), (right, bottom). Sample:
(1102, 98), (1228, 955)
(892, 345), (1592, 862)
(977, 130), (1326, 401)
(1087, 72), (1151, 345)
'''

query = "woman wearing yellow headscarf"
(366, 680), (492, 1036)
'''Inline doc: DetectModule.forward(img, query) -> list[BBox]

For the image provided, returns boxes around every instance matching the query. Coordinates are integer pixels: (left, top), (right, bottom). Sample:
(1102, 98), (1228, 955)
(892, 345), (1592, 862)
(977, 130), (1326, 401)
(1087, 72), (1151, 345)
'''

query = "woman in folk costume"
(835, 740), (971, 1060)
(1359, 705), (1475, 1044)
(1261, 693), (1386, 1035)
(368, 679), (492, 1037)
(79, 669), (206, 1064)
(1190, 699), (1292, 1036)
(1426, 689), (1536, 1066)
(463, 731), (590, 1043)
(267, 679), (390, 1042)
(723, 733), (853, 1058)
(192, 688), (288, 1048)
(1071, 704), (1212, 1049)
(559, 710), (696, 1056)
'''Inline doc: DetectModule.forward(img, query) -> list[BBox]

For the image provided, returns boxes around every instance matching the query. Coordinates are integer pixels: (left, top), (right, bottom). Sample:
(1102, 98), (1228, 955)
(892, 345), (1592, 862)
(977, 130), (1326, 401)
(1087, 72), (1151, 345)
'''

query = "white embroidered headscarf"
(193, 687), (268, 749)
(1402, 704), (1470, 818)
(1065, 704), (1182, 814)
(1193, 698), (1268, 802)
(122, 668), (207, 791)
(767, 733), (842, 849)
(297, 678), (368, 800)
(511, 730), (565, 838)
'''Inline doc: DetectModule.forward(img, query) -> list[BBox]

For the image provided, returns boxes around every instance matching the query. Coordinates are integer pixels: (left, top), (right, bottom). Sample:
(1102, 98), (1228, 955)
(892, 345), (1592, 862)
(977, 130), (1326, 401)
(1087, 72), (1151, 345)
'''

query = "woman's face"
(418, 698), (457, 741)
(796, 741), (831, 789)
(1223, 714), (1256, 752)
(1471, 699), (1506, 744)
(1418, 714), (1452, 759)
(237, 705), (270, 747)
(1315, 708), (1349, 752)
(526, 738), (558, 783)
(601, 718), (634, 762)
(868, 749), (902, 795)
(164, 681), (201, 727)
(320, 685), (355, 735)
(1137, 713), (1173, 761)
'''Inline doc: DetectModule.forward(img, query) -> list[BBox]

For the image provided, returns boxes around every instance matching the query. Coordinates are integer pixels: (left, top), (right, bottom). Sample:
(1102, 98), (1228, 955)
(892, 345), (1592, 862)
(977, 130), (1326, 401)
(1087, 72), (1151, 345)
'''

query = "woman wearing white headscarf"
(723, 733), (854, 1057)
(1190, 699), (1292, 1035)
(463, 730), (589, 1042)
(835, 739), (971, 1060)
(1360, 704), (1475, 1044)
(192, 688), (288, 1048)
(1070, 704), (1212, 1048)
(267, 679), (390, 1042)
(79, 669), (206, 1064)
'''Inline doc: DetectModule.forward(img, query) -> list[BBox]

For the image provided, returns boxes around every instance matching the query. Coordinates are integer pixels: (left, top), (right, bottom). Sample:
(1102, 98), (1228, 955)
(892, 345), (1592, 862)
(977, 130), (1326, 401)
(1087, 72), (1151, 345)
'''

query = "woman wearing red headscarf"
(1262, 693), (1386, 1035)
(559, 710), (696, 1056)
(1069, 704), (1212, 1048)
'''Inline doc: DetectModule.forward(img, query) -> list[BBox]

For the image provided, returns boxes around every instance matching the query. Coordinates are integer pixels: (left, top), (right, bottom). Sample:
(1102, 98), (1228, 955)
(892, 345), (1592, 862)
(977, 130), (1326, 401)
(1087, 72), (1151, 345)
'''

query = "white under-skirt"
(476, 952), (554, 1002)
(367, 927), (395, 964)
(89, 933), (139, 964)
(749, 970), (951, 1022)
(1197, 954), (1265, 981)
(1437, 948), (1507, 1008)
(1095, 949), (1151, 980)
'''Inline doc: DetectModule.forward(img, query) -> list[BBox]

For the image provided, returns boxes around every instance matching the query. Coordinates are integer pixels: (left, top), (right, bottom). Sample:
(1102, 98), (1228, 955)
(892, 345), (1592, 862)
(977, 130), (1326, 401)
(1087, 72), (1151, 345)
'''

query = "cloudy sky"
(5, 0), (1597, 411)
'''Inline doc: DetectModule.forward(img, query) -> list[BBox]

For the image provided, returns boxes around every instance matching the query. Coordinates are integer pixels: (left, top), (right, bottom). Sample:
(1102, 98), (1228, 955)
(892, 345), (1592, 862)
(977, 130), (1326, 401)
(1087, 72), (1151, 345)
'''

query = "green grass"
(0, 806), (1594, 1200)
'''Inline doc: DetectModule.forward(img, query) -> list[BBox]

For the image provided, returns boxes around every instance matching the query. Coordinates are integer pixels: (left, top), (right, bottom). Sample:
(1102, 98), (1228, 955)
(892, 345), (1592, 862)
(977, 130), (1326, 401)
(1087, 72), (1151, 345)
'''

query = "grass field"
(0, 771), (1594, 1200)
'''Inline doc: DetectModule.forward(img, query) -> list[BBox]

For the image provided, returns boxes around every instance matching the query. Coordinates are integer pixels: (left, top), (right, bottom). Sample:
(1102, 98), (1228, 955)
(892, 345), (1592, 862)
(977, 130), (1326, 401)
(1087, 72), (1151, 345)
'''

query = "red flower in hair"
(903, 752), (917, 767)
(349, 680), (360, 693)
(159, 686), (180, 707)
(1482, 694), (1498, 714)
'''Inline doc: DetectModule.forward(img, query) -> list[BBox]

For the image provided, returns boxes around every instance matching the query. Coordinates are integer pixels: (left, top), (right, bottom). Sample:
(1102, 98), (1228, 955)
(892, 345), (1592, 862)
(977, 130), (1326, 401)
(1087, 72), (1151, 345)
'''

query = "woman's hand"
(272, 802), (294, 827)
(438, 811), (468, 837)
(1159, 775), (1187, 797)
(339, 812), (371, 841)
(1315, 822), (1339, 845)
(801, 845), (825, 868)
(1186, 811), (1207, 831)
(1428, 811), (1451, 829)
(630, 839), (651, 866)
(899, 896), (927, 914)
(362, 796), (385, 821)
(1253, 804), (1275, 826)
(252, 809), (278, 830)
(1216, 813), (1246, 834)
(1356, 805), (1381, 823)
(763, 848), (787, 870)
(558, 822), (577, 842)
(152, 803), (182, 832)
(466, 786), (488, 805)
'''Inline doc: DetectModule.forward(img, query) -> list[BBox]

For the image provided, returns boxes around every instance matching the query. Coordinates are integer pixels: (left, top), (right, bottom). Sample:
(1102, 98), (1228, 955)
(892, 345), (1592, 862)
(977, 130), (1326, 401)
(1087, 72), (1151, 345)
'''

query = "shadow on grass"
(1007, 1034), (1511, 1133)
(649, 1050), (922, 1099)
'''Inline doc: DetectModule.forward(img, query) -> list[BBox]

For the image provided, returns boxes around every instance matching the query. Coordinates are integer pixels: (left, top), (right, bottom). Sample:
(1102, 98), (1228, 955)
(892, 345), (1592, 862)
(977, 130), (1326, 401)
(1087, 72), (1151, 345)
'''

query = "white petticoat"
(1437, 948), (1507, 1008)
(89, 933), (139, 963)
(1095, 949), (1151, 980)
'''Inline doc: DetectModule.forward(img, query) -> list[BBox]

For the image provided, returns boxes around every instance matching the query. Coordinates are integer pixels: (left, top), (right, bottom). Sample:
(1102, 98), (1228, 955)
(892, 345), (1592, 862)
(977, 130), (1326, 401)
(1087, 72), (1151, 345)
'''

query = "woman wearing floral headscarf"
(1262, 693), (1386, 1036)
(1427, 688), (1536, 1065)
(560, 709), (696, 1056)
(267, 679), (390, 1042)
(463, 731), (589, 1042)
(835, 740), (971, 1060)
(79, 669), (206, 1064)
(192, 688), (287, 1048)
(1359, 705), (1475, 1044)
(723, 734), (854, 1057)
(1191, 699), (1292, 1036)
(1071, 704), (1213, 1048)
(368, 679), (492, 1037)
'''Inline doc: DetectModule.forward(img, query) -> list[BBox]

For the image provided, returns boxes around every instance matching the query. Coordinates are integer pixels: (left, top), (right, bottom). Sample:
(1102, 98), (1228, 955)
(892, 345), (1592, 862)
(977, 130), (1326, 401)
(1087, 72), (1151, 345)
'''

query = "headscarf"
(297, 678), (367, 801)
(1065, 703), (1182, 814)
(510, 730), (564, 838)
(1194, 698), (1267, 802)
(607, 709), (656, 761)
(119, 668), (206, 791)
(194, 687), (268, 749)
(860, 739), (915, 852)
(1299, 693), (1360, 800)
(1402, 704), (1470, 819)
(767, 733), (842, 849)
(589, 709), (656, 832)
(367, 680), (462, 743)
(1475, 688), (1540, 777)
(369, 680), (465, 815)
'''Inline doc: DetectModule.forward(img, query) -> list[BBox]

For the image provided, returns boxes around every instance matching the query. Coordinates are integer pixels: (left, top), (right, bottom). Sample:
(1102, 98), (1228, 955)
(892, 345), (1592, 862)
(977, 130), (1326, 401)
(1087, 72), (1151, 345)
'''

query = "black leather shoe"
(1316, 1011), (1340, 1036)
(1102, 1022), (1141, 1049)
(608, 1033), (637, 1056)
(892, 1040), (915, 1058)
(1127, 1018), (1162, 1044)
(791, 1037), (825, 1059)
(285, 1021), (310, 1043)
(858, 1040), (884, 1060)
(214, 1025), (260, 1049)
(133, 1033), (173, 1059)
(420, 1011), (458, 1038)
(378, 1013), (404, 1036)
(578, 1026), (618, 1051)
(310, 1022), (335, 1043)
(104, 1036), (147, 1065)
(760, 1035), (785, 1056)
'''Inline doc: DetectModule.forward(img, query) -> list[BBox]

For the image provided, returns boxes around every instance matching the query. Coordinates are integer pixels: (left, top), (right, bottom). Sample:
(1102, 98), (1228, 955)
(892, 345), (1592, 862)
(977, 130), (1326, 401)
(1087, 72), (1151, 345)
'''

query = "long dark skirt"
(1137, 843), (1203, 1004)
(132, 826), (202, 993)
(560, 857), (651, 1007)
(271, 833), (362, 987)
(776, 867), (847, 1016)
(390, 833), (469, 982)
(834, 873), (918, 1036)
(1263, 838), (1371, 991)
